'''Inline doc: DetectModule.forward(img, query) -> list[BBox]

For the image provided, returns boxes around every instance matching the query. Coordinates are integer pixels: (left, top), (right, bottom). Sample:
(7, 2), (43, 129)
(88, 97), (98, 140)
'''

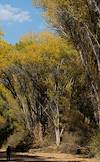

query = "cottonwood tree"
(33, 0), (100, 128)
(0, 32), (82, 146)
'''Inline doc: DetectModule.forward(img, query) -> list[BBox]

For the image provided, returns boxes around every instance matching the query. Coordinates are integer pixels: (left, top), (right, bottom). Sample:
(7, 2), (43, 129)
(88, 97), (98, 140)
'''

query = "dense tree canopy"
(0, 31), (98, 149)
(33, 0), (100, 128)
(0, 0), (99, 154)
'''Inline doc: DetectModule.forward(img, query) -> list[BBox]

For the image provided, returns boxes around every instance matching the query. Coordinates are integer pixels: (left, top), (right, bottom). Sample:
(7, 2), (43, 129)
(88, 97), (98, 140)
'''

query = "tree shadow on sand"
(0, 151), (48, 161)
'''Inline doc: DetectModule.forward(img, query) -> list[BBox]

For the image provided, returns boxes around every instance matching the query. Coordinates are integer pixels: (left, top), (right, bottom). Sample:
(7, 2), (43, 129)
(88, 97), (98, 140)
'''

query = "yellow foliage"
(33, 0), (89, 22)
(0, 32), (78, 72)
(0, 115), (6, 125)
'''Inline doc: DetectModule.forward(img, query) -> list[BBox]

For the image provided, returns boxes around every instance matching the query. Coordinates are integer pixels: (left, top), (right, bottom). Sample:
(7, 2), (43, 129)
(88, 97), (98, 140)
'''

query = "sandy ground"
(17, 152), (99, 162)
(0, 150), (99, 161)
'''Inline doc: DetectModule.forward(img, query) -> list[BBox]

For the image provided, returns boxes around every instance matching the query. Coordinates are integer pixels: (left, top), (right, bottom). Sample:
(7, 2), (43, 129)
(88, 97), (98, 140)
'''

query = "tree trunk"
(91, 82), (100, 128)
(54, 102), (60, 146)
(55, 127), (60, 147)
(34, 122), (43, 144)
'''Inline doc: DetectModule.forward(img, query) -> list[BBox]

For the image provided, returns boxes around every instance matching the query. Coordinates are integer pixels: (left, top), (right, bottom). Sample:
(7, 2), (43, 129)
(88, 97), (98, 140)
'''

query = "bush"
(15, 132), (33, 152)
(90, 130), (100, 156)
(5, 128), (33, 152)
(6, 130), (25, 148)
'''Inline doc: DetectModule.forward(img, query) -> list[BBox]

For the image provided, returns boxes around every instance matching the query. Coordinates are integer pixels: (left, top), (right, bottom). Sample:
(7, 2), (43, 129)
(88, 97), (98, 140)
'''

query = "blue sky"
(0, 0), (49, 44)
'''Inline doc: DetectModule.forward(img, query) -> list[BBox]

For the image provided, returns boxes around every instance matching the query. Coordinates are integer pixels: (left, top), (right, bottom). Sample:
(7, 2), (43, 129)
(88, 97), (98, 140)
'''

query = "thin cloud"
(0, 4), (31, 23)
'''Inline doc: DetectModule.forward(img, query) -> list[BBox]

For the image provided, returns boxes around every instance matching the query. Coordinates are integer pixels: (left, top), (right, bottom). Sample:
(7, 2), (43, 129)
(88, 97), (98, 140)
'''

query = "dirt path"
(17, 152), (99, 162)
(0, 151), (99, 161)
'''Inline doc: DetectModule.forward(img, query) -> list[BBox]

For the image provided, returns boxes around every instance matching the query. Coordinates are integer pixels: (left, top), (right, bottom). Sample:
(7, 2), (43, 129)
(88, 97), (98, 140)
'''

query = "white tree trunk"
(55, 127), (60, 146)
(54, 102), (61, 146)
